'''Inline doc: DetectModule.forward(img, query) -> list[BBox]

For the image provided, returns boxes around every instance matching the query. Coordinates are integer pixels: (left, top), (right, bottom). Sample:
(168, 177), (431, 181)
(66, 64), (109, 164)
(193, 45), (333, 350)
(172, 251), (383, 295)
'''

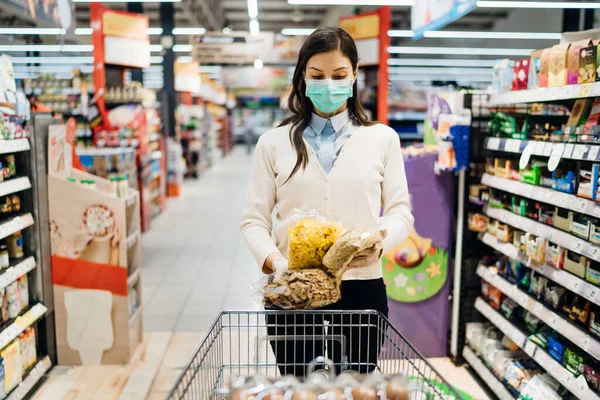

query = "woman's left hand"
(348, 241), (384, 268)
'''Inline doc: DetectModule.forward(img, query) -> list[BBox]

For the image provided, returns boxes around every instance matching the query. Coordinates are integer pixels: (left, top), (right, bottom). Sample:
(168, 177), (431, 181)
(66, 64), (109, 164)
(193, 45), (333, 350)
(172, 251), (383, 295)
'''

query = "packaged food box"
(571, 213), (593, 239)
(512, 58), (530, 91)
(549, 43), (570, 87)
(577, 163), (599, 201)
(590, 220), (600, 245)
(587, 260), (600, 285)
(529, 49), (543, 89)
(554, 208), (572, 231)
(566, 98), (593, 127)
(494, 158), (511, 178)
(493, 59), (515, 93)
(539, 48), (552, 88)
(0, 341), (20, 394)
(564, 250), (589, 278)
(567, 39), (592, 85)
(545, 243), (565, 269)
(552, 167), (577, 194)
(579, 44), (598, 84)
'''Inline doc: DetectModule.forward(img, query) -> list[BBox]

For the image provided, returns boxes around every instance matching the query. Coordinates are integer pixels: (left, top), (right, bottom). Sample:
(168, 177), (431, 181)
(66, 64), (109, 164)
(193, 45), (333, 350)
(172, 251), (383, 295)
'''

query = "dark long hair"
(280, 26), (374, 181)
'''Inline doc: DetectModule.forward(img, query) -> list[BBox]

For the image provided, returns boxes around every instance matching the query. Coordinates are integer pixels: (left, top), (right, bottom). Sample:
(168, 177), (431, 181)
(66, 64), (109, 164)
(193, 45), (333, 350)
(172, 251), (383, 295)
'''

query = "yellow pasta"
(288, 218), (342, 270)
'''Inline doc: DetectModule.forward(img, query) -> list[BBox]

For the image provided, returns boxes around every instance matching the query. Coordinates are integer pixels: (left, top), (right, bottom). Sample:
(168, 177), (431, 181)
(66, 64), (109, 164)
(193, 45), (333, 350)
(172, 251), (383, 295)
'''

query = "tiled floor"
(141, 146), (262, 332)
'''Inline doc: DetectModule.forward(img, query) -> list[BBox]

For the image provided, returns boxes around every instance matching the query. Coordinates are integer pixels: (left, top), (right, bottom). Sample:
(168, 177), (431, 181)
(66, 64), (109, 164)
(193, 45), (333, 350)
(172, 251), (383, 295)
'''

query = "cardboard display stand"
(47, 124), (142, 365)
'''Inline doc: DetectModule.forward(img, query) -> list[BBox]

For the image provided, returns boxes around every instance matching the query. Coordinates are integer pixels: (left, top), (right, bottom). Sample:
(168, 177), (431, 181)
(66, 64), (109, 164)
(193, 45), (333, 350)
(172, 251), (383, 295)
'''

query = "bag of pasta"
(287, 210), (342, 270)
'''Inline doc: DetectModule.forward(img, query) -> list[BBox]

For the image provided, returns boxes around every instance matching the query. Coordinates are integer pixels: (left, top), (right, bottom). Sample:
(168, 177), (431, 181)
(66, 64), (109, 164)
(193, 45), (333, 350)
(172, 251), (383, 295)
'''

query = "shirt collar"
(309, 109), (351, 135)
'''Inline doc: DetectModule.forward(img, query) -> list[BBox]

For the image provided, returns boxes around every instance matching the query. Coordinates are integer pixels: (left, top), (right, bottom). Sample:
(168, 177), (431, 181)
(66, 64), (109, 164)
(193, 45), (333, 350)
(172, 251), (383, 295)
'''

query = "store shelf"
(126, 231), (140, 250)
(7, 356), (52, 400)
(462, 346), (515, 400)
(475, 297), (599, 399)
(480, 232), (600, 306)
(388, 111), (426, 121)
(0, 177), (32, 198)
(0, 139), (30, 155)
(0, 213), (34, 242)
(484, 137), (600, 163)
(482, 173), (600, 218)
(489, 82), (600, 106)
(0, 256), (36, 292)
(477, 265), (600, 360)
(484, 205), (600, 262)
(127, 268), (141, 287)
(0, 303), (47, 351)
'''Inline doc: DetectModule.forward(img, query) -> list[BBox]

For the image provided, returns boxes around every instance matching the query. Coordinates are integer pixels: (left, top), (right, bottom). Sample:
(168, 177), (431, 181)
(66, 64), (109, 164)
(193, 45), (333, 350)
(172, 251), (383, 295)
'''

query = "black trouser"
(265, 278), (389, 377)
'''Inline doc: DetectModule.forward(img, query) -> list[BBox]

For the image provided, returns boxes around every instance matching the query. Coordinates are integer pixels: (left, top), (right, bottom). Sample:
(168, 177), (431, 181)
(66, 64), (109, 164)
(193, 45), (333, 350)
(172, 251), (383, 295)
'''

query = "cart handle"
(306, 356), (337, 380)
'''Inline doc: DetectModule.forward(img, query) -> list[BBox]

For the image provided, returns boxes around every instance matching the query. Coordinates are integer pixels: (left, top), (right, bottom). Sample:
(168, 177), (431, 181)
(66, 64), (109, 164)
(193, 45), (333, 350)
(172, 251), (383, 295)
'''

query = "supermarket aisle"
(141, 146), (262, 332)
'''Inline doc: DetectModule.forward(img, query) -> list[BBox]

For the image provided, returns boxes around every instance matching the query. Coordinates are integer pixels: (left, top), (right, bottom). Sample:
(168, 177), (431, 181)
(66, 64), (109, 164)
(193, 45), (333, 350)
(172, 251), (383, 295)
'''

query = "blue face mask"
(305, 78), (354, 114)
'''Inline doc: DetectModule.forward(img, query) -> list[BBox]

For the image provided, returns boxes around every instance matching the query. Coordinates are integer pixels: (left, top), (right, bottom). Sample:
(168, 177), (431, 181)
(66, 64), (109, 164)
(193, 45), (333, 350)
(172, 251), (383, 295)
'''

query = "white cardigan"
(240, 122), (414, 280)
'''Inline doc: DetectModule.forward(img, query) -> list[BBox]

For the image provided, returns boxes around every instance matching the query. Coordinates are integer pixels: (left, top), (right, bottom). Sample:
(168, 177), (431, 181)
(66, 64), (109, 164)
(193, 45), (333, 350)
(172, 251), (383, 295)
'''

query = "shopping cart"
(167, 310), (465, 399)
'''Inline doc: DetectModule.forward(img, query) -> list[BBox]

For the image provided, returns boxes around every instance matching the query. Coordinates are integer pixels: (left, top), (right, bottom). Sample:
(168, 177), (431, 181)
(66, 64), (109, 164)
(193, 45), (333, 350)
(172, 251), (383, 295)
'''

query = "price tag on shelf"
(524, 340), (537, 357)
(547, 312), (560, 329)
(578, 84), (591, 98)
(573, 144), (588, 160)
(543, 142), (554, 157)
(589, 245), (600, 261)
(535, 141), (546, 155)
(533, 302), (545, 317)
(487, 138), (501, 151)
(570, 279), (581, 294)
(576, 374), (590, 396)
(564, 143), (575, 159)
(579, 335), (590, 352)
(574, 240), (585, 254)
(584, 285), (598, 303)
(548, 143), (565, 171)
(574, 198), (589, 213)
(588, 146), (600, 161)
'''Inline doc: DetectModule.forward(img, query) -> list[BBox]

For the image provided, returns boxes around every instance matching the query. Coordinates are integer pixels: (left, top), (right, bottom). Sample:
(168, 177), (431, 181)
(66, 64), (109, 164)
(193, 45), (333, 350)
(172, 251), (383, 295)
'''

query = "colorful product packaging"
(529, 49), (543, 89)
(539, 48), (552, 88)
(587, 260), (600, 285)
(552, 167), (577, 194)
(0, 341), (20, 394)
(567, 98), (593, 127)
(579, 44), (598, 83)
(549, 43), (570, 87)
(567, 39), (592, 85)
(553, 208), (572, 231)
(583, 100), (600, 139)
(564, 250), (589, 278)
(493, 59), (515, 93)
(545, 243), (565, 269)
(571, 213), (593, 239)
(590, 221), (600, 245)
(512, 58), (530, 90)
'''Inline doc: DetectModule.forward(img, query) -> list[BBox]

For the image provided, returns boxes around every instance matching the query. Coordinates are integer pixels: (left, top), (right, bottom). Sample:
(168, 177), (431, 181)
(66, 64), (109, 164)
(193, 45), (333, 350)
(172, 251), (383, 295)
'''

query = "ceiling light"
(289, 0), (414, 5)
(150, 56), (164, 63)
(477, 1), (600, 9)
(177, 56), (194, 63)
(254, 59), (264, 70)
(424, 30), (561, 40)
(172, 28), (207, 35)
(388, 30), (414, 38)
(281, 28), (315, 36)
(149, 45), (164, 52)
(75, 27), (162, 35)
(388, 67), (493, 75)
(248, 0), (258, 18)
(10, 56), (94, 64)
(73, 0), (181, 2)
(74, 28), (93, 35)
(388, 75), (492, 82)
(388, 46), (532, 56)
(173, 44), (192, 52)
(388, 58), (497, 67)
(0, 28), (66, 35)
(14, 65), (94, 73)
(0, 45), (94, 52)
(250, 19), (260, 37)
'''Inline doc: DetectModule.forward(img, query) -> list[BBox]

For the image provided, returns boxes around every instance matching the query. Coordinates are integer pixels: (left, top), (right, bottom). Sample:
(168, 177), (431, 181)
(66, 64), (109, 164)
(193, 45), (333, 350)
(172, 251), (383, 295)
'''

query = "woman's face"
(304, 49), (355, 81)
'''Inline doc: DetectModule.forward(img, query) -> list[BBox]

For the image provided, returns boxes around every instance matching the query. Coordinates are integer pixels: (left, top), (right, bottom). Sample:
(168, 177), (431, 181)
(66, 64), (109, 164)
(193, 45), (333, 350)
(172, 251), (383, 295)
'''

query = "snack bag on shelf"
(288, 211), (342, 270)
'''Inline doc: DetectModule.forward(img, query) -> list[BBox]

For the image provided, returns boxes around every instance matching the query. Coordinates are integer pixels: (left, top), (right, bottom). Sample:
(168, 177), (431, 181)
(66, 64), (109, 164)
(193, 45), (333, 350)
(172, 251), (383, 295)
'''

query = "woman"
(240, 27), (414, 376)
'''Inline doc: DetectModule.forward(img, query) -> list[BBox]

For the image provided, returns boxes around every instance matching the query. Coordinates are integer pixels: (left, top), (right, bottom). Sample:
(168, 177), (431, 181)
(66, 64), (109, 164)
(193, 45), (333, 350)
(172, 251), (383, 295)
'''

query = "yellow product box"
(568, 39), (593, 84)
(549, 43), (570, 87)
(539, 48), (552, 88)
(1, 341), (21, 394)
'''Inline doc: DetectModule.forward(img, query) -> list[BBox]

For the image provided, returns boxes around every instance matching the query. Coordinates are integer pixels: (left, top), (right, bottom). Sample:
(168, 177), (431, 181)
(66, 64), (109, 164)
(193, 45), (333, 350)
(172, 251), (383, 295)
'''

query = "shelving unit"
(484, 205), (600, 262)
(482, 173), (600, 218)
(480, 232), (600, 305)
(489, 82), (600, 106)
(7, 356), (52, 400)
(484, 137), (600, 163)
(477, 264), (600, 359)
(475, 297), (599, 399)
(462, 346), (515, 400)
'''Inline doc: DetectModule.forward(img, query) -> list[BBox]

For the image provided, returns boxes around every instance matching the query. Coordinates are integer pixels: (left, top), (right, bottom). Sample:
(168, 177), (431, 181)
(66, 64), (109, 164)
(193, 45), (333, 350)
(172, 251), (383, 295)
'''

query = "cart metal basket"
(167, 310), (464, 399)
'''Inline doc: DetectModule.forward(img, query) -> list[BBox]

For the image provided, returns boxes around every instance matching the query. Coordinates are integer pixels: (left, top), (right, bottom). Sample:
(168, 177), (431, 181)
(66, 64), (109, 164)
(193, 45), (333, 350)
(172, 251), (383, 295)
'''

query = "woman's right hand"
(264, 252), (287, 274)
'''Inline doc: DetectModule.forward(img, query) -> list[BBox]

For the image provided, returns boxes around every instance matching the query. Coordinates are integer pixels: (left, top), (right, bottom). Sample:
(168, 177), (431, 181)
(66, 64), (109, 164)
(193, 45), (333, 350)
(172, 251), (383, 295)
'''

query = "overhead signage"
(191, 32), (274, 65)
(339, 11), (380, 66)
(0, 0), (74, 30)
(411, 0), (477, 40)
(101, 9), (150, 69)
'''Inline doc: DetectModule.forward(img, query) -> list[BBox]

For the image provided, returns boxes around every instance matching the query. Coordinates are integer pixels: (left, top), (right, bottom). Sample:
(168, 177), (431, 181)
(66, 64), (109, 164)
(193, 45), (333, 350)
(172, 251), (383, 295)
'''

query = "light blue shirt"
(303, 110), (357, 174)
